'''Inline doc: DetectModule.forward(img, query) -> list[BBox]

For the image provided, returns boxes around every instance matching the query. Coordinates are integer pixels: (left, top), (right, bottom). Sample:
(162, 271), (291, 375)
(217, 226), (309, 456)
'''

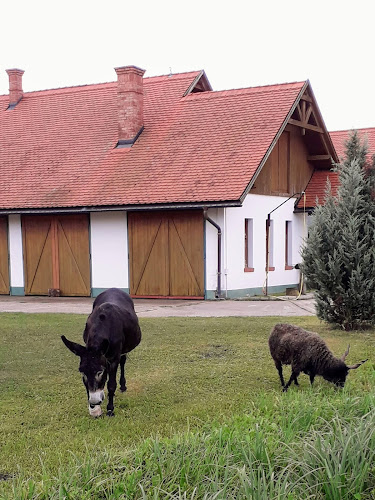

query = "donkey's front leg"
(119, 354), (127, 392)
(106, 362), (119, 416)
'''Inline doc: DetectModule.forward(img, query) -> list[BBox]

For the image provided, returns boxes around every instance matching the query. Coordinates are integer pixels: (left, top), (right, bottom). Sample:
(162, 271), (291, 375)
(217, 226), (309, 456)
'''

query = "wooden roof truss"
(288, 88), (337, 167)
(289, 92), (323, 134)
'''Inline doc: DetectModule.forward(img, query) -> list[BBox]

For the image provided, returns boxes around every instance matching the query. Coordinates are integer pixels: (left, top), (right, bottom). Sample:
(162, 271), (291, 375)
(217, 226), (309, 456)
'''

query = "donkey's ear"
(61, 335), (86, 357)
(347, 359), (368, 370)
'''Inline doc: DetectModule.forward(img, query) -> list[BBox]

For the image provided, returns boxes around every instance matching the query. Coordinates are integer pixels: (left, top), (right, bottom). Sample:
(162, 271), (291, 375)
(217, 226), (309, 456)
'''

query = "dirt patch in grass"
(197, 344), (235, 359)
(0, 473), (13, 481)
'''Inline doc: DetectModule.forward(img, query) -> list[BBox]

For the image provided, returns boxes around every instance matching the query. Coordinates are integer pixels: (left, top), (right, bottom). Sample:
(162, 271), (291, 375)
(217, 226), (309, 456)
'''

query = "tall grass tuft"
(285, 410), (375, 500)
(5, 408), (375, 499)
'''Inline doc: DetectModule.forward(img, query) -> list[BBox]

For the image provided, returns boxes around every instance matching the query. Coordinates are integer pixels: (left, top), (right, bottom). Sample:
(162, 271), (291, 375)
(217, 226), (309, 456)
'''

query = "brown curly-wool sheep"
(269, 323), (367, 392)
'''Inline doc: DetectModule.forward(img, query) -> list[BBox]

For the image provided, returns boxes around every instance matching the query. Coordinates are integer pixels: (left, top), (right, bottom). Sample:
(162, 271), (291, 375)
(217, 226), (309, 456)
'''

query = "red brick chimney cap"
(115, 66), (145, 77)
(6, 68), (25, 76)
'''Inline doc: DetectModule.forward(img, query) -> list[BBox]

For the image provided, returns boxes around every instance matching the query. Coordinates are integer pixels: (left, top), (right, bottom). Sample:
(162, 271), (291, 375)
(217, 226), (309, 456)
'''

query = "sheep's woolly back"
(268, 323), (344, 375)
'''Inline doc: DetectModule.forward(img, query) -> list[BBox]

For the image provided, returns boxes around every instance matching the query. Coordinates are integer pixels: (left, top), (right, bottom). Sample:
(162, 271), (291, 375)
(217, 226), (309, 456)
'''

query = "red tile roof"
(330, 127), (375, 160)
(0, 72), (305, 210)
(297, 170), (341, 209)
(297, 127), (375, 209)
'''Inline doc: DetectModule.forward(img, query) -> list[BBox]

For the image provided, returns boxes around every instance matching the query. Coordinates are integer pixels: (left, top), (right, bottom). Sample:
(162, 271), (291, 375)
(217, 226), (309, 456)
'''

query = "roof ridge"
(231, 79), (306, 91)
(0, 70), (202, 98)
(184, 80), (306, 100)
(146, 70), (201, 81)
(330, 127), (375, 133)
(0, 81), (116, 98)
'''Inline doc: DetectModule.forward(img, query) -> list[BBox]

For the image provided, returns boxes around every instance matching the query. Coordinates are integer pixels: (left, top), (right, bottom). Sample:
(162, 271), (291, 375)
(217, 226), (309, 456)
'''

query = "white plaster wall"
(90, 212), (129, 289)
(206, 195), (308, 295)
(8, 214), (24, 288)
(205, 208), (225, 293)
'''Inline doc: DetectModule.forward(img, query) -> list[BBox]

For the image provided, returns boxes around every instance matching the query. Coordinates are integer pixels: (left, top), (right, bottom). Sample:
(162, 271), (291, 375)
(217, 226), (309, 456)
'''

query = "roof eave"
(0, 199), (242, 215)
(294, 205), (314, 214)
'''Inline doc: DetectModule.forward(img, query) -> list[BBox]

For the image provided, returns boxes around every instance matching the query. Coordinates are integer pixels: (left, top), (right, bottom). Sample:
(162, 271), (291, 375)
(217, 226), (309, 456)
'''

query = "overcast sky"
(1, 0), (373, 132)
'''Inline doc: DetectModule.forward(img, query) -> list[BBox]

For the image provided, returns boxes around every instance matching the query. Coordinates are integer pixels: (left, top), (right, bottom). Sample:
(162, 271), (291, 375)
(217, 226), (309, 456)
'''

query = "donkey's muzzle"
(88, 403), (103, 417)
(88, 390), (105, 406)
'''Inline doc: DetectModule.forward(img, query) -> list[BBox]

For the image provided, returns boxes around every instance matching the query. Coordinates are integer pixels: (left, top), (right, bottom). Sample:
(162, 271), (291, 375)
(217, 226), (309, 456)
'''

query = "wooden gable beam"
(305, 105), (313, 123)
(301, 93), (313, 103)
(296, 103), (303, 121)
(288, 118), (324, 133)
(319, 133), (336, 161)
(289, 92), (323, 134)
(307, 155), (331, 161)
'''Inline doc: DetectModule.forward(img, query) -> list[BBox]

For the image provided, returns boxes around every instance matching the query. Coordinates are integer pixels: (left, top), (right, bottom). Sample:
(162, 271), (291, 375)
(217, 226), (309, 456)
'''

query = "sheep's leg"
(309, 374), (315, 385)
(283, 370), (300, 392)
(274, 360), (285, 387)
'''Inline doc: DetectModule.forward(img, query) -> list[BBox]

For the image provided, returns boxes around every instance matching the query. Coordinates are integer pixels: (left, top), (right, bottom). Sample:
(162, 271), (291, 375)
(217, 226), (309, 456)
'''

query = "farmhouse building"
(0, 66), (338, 299)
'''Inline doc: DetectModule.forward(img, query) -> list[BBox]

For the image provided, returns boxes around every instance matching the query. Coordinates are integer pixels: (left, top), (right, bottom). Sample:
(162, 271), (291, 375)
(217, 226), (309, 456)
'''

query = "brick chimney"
(6, 68), (25, 109)
(115, 65), (146, 147)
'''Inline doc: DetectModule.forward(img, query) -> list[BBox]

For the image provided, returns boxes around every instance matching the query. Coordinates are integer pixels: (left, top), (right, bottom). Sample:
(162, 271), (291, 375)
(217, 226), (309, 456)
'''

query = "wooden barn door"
(0, 217), (10, 294)
(128, 211), (204, 298)
(23, 216), (53, 296)
(57, 215), (91, 296)
(22, 215), (90, 296)
(168, 212), (204, 297)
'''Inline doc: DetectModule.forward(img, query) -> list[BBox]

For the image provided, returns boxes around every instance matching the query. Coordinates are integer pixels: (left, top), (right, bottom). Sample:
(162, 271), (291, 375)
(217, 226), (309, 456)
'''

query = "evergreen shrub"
(302, 131), (375, 330)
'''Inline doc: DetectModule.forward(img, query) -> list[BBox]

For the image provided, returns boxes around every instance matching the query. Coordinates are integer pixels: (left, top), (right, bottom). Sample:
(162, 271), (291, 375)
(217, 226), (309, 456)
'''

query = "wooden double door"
(22, 214), (90, 296)
(128, 210), (204, 298)
(0, 217), (10, 294)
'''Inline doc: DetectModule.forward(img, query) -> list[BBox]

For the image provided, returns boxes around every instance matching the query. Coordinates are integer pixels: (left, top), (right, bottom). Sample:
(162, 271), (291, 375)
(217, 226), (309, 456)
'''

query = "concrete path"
(0, 295), (316, 317)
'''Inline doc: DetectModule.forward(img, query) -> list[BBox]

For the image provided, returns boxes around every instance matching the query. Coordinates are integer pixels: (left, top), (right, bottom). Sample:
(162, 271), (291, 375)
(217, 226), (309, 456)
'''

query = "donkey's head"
(61, 335), (109, 416)
(324, 345), (368, 388)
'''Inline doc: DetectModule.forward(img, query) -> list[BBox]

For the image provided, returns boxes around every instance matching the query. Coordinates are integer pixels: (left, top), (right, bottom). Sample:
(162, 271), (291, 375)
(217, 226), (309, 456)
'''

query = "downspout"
(265, 213), (271, 296)
(264, 192), (304, 296)
(224, 207), (228, 298)
(204, 209), (222, 299)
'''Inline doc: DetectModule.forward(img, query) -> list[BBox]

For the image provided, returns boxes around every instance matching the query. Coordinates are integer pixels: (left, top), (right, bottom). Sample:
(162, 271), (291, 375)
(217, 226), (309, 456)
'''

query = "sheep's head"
(324, 345), (368, 388)
(323, 362), (349, 387)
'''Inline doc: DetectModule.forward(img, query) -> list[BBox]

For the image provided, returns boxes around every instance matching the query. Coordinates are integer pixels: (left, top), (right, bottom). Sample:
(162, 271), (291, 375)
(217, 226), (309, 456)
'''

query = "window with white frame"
(244, 218), (254, 271)
(285, 220), (293, 269)
(266, 218), (274, 270)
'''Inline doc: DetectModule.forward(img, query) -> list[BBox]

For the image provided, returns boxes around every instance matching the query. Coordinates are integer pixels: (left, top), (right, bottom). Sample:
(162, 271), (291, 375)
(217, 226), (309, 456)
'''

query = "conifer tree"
(302, 131), (375, 330)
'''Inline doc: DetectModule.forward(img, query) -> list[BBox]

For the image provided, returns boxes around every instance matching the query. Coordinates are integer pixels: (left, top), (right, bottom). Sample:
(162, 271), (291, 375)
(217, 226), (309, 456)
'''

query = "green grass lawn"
(0, 313), (374, 499)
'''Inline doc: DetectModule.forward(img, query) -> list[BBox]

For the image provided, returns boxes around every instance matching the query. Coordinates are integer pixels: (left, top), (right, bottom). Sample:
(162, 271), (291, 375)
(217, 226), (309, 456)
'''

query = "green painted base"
(91, 287), (129, 298)
(205, 284), (299, 300)
(8, 286), (297, 300)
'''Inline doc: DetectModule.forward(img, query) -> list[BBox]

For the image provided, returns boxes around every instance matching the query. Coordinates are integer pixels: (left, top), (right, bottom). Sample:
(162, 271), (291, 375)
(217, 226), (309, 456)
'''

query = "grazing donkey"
(269, 323), (367, 392)
(61, 288), (141, 416)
